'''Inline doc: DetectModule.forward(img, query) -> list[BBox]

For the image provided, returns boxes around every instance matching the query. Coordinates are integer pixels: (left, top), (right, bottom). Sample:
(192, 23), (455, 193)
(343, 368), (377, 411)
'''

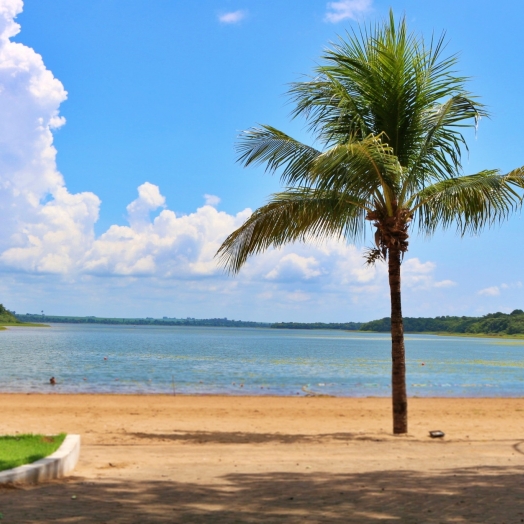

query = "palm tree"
(216, 12), (524, 434)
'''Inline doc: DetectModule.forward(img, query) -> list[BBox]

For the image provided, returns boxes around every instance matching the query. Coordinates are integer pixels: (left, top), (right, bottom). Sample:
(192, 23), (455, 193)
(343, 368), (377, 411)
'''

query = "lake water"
(0, 324), (523, 397)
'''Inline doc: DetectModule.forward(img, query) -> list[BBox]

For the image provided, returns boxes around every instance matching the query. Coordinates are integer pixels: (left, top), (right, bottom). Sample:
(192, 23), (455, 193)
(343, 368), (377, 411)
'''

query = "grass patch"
(0, 433), (66, 472)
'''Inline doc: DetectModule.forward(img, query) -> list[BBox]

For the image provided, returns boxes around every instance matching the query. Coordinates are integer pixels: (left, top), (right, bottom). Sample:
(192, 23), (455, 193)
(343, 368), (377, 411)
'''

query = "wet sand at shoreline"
(0, 394), (523, 523)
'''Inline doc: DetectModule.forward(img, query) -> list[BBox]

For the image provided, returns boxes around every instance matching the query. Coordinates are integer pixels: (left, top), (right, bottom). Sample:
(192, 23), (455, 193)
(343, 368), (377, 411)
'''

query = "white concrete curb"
(0, 434), (81, 484)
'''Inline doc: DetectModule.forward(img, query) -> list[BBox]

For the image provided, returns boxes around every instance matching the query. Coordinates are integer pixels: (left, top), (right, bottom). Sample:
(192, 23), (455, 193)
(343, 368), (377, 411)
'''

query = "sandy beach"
(0, 394), (523, 523)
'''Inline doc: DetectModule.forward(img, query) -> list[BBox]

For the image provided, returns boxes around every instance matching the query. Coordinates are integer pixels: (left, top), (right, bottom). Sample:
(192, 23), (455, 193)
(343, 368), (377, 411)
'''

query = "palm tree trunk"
(388, 245), (408, 434)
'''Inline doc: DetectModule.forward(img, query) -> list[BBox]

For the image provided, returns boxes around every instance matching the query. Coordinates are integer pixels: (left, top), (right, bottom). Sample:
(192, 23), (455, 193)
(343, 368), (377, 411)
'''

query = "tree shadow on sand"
(1, 464), (523, 523)
(129, 430), (389, 445)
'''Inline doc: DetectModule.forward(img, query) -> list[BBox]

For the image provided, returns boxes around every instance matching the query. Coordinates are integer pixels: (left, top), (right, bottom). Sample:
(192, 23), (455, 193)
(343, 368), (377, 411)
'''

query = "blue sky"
(0, 0), (522, 321)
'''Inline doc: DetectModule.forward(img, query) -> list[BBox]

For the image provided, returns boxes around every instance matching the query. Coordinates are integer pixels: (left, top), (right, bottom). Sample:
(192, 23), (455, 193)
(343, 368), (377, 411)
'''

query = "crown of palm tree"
(217, 12), (523, 272)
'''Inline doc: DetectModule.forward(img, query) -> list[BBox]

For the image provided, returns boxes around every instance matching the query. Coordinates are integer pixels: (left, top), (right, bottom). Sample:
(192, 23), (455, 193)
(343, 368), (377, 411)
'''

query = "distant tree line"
(15, 314), (271, 328)
(13, 310), (524, 335)
(271, 322), (362, 330)
(359, 310), (524, 335)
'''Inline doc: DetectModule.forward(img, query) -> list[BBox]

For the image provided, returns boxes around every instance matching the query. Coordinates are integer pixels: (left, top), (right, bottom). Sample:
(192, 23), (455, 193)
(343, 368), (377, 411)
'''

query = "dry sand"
(0, 394), (523, 523)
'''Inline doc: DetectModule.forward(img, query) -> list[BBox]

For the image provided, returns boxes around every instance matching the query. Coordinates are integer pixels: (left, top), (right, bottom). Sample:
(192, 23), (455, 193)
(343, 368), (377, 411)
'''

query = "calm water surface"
(0, 324), (523, 396)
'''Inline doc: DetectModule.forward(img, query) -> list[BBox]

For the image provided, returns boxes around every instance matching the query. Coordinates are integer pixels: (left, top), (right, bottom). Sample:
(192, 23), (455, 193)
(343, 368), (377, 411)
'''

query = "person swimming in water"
(50, 377), (56, 385)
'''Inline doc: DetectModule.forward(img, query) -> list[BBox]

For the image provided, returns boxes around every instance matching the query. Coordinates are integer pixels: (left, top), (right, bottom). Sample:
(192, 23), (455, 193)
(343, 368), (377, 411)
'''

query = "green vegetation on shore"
(0, 433), (66, 472)
(13, 309), (524, 336)
(360, 309), (524, 336)
(271, 322), (362, 330)
(16, 314), (362, 331)
(0, 304), (47, 329)
(16, 313), (271, 328)
(0, 303), (22, 324)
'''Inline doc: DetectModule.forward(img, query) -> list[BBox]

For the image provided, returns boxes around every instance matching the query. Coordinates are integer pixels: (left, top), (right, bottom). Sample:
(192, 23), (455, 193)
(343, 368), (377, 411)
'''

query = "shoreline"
(3, 322), (524, 339)
(0, 322), (49, 329)
(2, 389), (524, 399)
(2, 393), (523, 441)
(0, 391), (524, 401)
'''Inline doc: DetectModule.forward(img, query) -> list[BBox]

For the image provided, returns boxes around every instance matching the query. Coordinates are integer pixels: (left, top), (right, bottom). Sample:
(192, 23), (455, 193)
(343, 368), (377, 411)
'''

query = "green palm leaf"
(310, 135), (402, 214)
(217, 189), (368, 273)
(412, 169), (524, 234)
(236, 126), (321, 186)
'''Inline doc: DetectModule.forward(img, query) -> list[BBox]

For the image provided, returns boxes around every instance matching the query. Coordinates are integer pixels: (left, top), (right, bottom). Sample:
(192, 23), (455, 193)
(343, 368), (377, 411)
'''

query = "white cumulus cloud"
(478, 286), (500, 296)
(0, 0), (22, 40)
(204, 194), (221, 207)
(325, 0), (372, 23)
(0, 0), (100, 274)
(265, 253), (323, 282)
(126, 182), (166, 230)
(82, 188), (251, 278)
(477, 281), (521, 297)
(434, 279), (457, 288)
(218, 10), (246, 24)
(401, 258), (456, 291)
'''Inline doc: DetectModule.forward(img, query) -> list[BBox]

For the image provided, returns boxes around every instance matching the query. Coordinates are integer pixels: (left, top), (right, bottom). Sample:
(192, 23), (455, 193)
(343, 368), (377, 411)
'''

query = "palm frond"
(309, 134), (402, 214)
(289, 14), (478, 178)
(289, 73), (372, 145)
(236, 125), (321, 186)
(399, 94), (487, 202)
(505, 166), (524, 190)
(410, 169), (524, 235)
(237, 127), (403, 215)
(216, 189), (369, 273)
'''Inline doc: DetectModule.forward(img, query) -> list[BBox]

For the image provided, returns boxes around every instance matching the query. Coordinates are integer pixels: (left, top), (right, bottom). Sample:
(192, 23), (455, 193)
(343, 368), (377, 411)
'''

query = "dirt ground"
(0, 394), (523, 523)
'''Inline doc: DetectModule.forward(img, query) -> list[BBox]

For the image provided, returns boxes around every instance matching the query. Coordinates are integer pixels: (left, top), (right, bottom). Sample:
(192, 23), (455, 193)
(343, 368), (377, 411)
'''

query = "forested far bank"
(360, 310), (524, 336)
(14, 314), (362, 330)
(15, 314), (271, 328)
(271, 322), (362, 330)
(11, 310), (524, 336)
